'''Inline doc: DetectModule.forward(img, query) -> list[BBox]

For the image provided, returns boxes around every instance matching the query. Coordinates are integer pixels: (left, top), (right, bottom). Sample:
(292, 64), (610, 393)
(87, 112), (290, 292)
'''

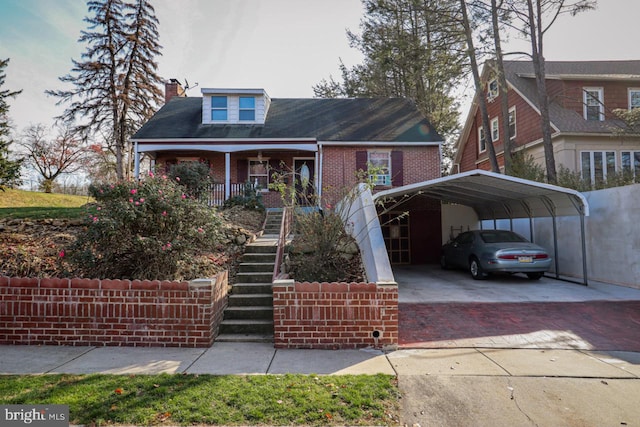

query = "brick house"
(455, 60), (640, 184)
(132, 82), (445, 264)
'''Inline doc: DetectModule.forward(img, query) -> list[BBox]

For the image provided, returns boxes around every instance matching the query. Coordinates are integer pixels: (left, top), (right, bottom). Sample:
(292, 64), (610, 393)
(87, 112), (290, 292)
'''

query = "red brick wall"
(272, 281), (398, 349)
(0, 272), (228, 348)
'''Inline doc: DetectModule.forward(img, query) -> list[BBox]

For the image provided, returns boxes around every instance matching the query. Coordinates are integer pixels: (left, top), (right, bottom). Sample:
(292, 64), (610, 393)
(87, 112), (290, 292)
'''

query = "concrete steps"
(217, 210), (283, 343)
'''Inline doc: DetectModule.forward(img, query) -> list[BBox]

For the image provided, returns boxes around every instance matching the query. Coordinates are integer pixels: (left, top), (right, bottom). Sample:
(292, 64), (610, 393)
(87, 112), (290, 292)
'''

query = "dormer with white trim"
(201, 88), (270, 125)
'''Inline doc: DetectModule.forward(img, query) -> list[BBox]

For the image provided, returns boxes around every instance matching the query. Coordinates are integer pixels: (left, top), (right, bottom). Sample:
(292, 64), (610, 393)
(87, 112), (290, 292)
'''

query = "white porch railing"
(200, 183), (255, 207)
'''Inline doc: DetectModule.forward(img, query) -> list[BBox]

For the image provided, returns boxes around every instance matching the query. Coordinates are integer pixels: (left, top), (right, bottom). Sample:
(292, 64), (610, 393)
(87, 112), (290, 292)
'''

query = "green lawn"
(0, 373), (399, 426)
(0, 189), (91, 219)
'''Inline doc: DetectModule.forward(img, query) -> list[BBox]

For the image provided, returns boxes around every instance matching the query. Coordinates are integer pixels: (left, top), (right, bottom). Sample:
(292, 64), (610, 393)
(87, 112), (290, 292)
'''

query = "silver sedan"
(440, 230), (552, 280)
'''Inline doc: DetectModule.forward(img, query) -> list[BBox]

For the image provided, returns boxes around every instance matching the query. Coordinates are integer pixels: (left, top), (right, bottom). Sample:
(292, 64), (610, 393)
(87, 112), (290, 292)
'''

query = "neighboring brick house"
(132, 82), (444, 264)
(455, 60), (640, 184)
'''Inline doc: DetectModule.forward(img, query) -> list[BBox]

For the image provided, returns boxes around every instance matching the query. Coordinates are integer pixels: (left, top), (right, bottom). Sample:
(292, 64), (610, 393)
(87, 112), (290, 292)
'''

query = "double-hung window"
(248, 159), (269, 191)
(581, 151), (615, 184)
(211, 96), (228, 121)
(239, 96), (256, 121)
(628, 89), (640, 110)
(491, 117), (499, 142)
(508, 107), (516, 140)
(478, 127), (487, 153)
(621, 151), (640, 178)
(368, 151), (391, 186)
(583, 88), (604, 121)
(487, 79), (498, 100)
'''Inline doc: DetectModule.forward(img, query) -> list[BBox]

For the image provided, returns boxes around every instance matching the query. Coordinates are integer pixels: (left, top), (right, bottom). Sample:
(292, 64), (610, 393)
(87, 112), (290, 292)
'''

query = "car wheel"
(469, 257), (486, 280)
(440, 254), (449, 270)
(526, 272), (544, 280)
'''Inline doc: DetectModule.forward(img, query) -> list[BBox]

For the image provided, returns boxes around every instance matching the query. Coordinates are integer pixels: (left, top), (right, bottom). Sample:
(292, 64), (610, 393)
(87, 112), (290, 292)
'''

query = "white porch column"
(225, 152), (231, 199)
(133, 142), (140, 179)
(316, 146), (322, 202)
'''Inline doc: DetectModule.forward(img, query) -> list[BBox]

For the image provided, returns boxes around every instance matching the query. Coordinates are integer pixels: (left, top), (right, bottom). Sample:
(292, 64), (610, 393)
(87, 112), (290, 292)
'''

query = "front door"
(294, 158), (315, 206)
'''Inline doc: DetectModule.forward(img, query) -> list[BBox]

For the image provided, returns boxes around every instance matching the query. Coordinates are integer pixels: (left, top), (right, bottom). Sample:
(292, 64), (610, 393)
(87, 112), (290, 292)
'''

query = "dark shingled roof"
(132, 97), (443, 143)
(504, 60), (640, 133)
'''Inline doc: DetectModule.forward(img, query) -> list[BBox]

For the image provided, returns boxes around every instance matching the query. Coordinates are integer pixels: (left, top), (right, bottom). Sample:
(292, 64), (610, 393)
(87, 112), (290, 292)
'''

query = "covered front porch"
(133, 140), (319, 208)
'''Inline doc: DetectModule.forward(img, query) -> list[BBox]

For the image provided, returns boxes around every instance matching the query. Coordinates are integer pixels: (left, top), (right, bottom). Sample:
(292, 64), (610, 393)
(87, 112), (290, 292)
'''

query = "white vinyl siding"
(202, 93), (268, 124)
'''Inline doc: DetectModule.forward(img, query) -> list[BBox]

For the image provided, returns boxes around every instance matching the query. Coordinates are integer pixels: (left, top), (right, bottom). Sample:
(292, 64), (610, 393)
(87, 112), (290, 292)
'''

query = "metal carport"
(373, 170), (591, 285)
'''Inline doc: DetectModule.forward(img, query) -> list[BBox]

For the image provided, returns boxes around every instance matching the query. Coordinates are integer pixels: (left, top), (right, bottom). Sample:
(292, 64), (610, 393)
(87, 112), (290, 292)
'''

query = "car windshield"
(479, 231), (527, 243)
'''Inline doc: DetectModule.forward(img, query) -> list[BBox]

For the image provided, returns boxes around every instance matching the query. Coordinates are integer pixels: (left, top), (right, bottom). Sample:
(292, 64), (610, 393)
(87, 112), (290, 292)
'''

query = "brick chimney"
(164, 78), (186, 104)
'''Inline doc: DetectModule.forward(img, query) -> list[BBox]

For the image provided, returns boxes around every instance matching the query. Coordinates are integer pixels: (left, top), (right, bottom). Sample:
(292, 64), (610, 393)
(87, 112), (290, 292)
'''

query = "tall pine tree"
(0, 58), (23, 190)
(314, 0), (466, 145)
(48, 0), (163, 180)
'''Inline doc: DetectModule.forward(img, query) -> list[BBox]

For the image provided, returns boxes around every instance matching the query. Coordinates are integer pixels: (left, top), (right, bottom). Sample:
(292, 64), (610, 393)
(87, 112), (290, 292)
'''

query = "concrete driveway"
(393, 264), (640, 426)
(394, 264), (640, 351)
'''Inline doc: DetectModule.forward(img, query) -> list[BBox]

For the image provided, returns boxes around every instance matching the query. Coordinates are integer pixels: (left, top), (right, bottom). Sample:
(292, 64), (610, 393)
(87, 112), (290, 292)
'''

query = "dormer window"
(211, 96), (228, 121)
(201, 88), (270, 124)
(239, 96), (255, 121)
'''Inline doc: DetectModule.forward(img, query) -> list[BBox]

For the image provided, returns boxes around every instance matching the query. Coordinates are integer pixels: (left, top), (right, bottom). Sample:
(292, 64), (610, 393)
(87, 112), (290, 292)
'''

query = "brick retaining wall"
(0, 272), (229, 347)
(272, 280), (398, 349)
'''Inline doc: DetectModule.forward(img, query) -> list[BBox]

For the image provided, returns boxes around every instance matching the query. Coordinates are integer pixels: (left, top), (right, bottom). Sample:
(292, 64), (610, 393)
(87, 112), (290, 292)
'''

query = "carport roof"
(373, 170), (589, 220)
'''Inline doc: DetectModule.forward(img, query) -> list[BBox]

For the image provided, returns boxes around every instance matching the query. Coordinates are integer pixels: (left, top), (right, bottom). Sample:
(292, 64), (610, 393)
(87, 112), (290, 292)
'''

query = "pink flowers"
(161, 211), (167, 216)
(197, 227), (204, 233)
(181, 194), (186, 199)
(130, 189), (137, 195)
(161, 242), (172, 251)
(58, 250), (65, 258)
(175, 177), (180, 182)
(92, 216), (99, 222)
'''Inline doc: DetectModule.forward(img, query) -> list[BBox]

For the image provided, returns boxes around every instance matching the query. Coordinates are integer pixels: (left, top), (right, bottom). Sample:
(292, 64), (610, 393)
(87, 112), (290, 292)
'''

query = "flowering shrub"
(64, 174), (223, 280)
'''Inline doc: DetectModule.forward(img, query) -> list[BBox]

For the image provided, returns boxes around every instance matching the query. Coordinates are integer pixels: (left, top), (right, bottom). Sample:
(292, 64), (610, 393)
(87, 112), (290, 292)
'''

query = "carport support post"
(552, 215), (559, 279)
(580, 213), (589, 286)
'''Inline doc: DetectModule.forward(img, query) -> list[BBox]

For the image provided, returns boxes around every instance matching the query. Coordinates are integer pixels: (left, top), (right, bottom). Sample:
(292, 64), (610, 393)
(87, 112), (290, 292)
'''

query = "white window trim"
(247, 157), (270, 192)
(621, 150), (640, 177)
(487, 79), (498, 100)
(583, 87), (604, 121)
(628, 88), (640, 110)
(580, 150), (616, 183)
(210, 95), (228, 122)
(478, 127), (486, 153)
(508, 106), (517, 140)
(239, 96), (256, 121)
(490, 117), (499, 142)
(367, 150), (392, 186)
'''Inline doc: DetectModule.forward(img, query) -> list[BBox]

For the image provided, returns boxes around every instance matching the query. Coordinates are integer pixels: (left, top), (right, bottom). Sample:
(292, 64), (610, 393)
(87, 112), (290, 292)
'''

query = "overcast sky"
(1, 0), (639, 135)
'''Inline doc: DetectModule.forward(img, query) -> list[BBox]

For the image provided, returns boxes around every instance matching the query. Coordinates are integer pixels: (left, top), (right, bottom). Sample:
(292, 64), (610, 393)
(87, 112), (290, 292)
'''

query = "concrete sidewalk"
(2, 342), (639, 377)
(2, 343), (639, 426)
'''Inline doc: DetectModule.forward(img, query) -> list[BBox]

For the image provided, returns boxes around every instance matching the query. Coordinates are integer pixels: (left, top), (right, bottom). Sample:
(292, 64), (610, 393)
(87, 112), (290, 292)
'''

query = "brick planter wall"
(272, 280), (398, 349)
(0, 272), (229, 348)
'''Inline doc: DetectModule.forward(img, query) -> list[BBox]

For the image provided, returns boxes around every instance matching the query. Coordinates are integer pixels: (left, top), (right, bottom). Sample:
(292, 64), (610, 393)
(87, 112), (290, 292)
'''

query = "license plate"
(518, 256), (533, 263)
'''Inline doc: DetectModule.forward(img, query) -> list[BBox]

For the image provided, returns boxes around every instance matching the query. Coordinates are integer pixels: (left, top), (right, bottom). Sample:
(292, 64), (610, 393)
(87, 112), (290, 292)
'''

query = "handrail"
(272, 207), (292, 282)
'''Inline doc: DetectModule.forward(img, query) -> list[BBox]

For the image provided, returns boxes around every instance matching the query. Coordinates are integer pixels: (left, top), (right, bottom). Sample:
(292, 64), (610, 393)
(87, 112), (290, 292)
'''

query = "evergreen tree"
(0, 58), (23, 190)
(47, 0), (163, 180)
(314, 0), (466, 145)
